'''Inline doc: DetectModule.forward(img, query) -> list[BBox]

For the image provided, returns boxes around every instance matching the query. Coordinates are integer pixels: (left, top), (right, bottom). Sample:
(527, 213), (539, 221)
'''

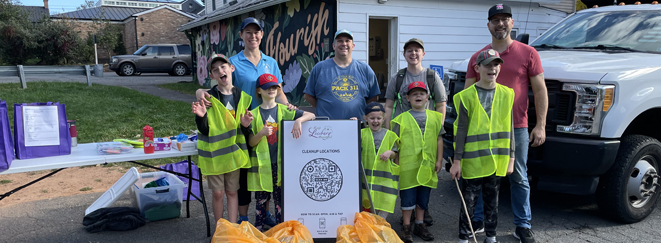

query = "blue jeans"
(473, 128), (532, 228)
(400, 186), (432, 210)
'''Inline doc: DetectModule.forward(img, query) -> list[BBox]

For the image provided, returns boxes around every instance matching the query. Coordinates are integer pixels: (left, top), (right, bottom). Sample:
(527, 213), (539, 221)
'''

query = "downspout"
(134, 16), (139, 51)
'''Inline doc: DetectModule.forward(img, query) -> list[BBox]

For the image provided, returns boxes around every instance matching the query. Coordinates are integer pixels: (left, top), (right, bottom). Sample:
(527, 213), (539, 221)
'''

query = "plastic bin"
(130, 171), (185, 221)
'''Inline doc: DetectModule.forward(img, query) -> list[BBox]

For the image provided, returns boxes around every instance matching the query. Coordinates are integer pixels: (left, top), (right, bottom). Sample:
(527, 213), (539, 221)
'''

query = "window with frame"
(159, 46), (175, 56)
(139, 3), (147, 7)
(117, 1), (127, 6)
(129, 2), (137, 6)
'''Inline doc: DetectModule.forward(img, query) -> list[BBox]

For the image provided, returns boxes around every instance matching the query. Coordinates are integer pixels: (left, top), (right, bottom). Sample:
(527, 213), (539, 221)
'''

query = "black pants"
(459, 173), (500, 240)
(238, 168), (252, 207)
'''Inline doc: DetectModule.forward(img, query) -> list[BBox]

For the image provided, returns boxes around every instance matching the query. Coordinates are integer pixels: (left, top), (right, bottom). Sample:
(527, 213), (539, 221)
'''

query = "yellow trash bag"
(211, 218), (280, 243)
(336, 212), (403, 243)
(264, 220), (314, 243)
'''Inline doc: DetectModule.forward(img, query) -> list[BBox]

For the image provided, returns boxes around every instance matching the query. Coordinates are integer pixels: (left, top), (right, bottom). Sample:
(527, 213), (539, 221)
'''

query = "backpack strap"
(426, 68), (436, 101)
(395, 68), (407, 95)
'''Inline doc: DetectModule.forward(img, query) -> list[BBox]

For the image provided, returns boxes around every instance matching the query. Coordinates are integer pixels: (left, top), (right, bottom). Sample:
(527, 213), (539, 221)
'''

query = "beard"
(490, 28), (509, 40)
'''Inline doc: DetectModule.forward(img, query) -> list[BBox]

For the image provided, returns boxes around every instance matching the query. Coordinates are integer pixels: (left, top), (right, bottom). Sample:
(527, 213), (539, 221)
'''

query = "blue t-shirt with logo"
(303, 59), (380, 119)
(229, 50), (283, 109)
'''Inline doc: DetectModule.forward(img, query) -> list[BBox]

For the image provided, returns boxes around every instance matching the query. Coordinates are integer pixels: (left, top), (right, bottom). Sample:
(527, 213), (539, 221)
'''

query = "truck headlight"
(557, 84), (614, 135)
(111, 57), (118, 64)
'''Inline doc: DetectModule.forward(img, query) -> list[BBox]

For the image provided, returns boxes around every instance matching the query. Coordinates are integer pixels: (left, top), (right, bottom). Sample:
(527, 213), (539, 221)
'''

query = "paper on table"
(22, 106), (60, 147)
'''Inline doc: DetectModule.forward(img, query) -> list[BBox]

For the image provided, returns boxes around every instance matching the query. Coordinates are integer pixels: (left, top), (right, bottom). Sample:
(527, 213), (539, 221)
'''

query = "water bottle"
(68, 120), (78, 147)
(143, 125), (154, 154)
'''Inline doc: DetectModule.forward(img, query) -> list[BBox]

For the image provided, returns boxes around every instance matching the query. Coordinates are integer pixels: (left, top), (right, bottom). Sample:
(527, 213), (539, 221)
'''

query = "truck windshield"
(532, 10), (661, 53)
(133, 45), (149, 55)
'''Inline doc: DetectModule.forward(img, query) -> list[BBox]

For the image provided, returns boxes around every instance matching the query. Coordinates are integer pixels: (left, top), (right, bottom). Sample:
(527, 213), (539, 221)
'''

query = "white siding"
(541, 0), (576, 13)
(337, 0), (568, 73)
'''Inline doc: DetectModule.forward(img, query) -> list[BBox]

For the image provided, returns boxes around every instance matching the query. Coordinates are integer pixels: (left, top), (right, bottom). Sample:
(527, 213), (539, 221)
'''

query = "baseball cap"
(476, 49), (504, 65)
(334, 29), (353, 40)
(256, 73), (279, 90)
(240, 17), (262, 31)
(488, 4), (512, 20)
(208, 53), (231, 70)
(364, 102), (385, 114)
(404, 38), (424, 50)
(407, 81), (428, 94)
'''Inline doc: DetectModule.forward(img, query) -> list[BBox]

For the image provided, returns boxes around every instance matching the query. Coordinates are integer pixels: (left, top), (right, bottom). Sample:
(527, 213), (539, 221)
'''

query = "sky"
(18, 0), (93, 14)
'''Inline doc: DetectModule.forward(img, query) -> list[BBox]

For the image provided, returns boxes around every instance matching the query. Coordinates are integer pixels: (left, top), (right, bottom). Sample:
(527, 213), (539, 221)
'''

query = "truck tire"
(172, 63), (187, 76)
(597, 135), (661, 223)
(120, 63), (135, 76)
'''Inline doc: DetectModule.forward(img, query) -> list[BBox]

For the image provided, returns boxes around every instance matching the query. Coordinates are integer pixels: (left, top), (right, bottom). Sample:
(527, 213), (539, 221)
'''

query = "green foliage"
(0, 179), (12, 184)
(114, 32), (127, 55)
(158, 82), (201, 96)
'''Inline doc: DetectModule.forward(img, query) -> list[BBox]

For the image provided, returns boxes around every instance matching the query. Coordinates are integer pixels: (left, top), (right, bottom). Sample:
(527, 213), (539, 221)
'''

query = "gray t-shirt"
(392, 110), (445, 137)
(259, 106), (304, 164)
(372, 128), (398, 152)
(385, 68), (448, 116)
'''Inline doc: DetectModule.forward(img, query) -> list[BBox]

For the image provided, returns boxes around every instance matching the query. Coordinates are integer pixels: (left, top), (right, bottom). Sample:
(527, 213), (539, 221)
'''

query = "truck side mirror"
(141, 52), (147, 56)
(516, 34), (530, 45)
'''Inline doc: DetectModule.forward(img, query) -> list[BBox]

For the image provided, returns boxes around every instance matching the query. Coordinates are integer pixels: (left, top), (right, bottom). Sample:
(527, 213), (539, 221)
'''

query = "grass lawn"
(158, 81), (203, 96)
(0, 82), (197, 168)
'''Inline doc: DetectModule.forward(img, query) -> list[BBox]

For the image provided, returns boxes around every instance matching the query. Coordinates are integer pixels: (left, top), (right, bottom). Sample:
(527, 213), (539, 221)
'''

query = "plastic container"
(154, 137), (171, 151)
(130, 171), (185, 221)
(143, 125), (154, 154)
(96, 142), (134, 155)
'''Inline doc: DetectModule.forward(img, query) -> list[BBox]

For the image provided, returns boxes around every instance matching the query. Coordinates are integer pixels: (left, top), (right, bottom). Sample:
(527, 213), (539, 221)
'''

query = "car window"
(177, 45), (191, 55)
(143, 46), (158, 56)
(159, 46), (175, 56)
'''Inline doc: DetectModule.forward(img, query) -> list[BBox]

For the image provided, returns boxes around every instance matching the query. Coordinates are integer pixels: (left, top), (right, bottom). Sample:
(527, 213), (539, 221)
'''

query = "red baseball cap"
(256, 73), (279, 90)
(407, 81), (428, 94)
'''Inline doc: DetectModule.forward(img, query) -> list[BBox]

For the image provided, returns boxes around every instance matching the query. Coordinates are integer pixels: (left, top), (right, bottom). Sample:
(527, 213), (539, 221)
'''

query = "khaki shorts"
(207, 169), (240, 191)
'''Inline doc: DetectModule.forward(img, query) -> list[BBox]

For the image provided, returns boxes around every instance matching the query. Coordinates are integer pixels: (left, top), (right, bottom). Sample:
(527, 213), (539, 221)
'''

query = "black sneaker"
(423, 210), (434, 226)
(400, 224), (413, 243)
(469, 220), (485, 238)
(413, 223), (434, 241)
(513, 227), (536, 243)
(483, 236), (498, 243)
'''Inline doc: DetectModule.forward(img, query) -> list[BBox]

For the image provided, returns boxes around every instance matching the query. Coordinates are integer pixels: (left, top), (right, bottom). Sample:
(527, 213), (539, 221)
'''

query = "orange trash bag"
(264, 220), (314, 243)
(336, 212), (403, 243)
(211, 218), (280, 243)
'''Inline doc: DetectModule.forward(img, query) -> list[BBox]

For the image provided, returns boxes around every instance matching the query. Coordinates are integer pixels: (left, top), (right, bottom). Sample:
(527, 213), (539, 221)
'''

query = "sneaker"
(423, 210), (434, 226)
(513, 227), (536, 243)
(483, 236), (498, 243)
(400, 224), (413, 243)
(413, 223), (435, 241)
(469, 220), (485, 237)
(237, 215), (249, 224)
(264, 211), (277, 227)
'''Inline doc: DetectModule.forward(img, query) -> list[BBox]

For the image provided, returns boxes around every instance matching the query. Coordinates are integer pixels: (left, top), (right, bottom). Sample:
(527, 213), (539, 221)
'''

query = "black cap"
(364, 102), (385, 114)
(488, 4), (512, 20)
(240, 17), (262, 31)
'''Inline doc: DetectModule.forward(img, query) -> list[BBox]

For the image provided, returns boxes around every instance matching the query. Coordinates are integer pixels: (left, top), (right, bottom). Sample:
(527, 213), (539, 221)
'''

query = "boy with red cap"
(246, 73), (315, 231)
(450, 49), (515, 243)
(390, 81), (444, 243)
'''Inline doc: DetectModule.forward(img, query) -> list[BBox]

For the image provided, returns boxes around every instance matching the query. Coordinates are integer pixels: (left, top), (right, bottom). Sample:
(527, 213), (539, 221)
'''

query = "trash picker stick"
(451, 159), (478, 243)
(359, 161), (376, 214)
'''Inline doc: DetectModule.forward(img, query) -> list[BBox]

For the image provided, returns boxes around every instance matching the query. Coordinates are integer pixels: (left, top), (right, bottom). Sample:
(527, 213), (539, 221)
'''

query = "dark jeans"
(238, 168), (252, 206)
(459, 173), (500, 240)
(255, 163), (282, 228)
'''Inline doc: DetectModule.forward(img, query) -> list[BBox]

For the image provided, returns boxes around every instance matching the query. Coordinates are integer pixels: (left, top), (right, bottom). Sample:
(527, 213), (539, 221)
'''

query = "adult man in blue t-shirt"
(303, 29), (381, 120)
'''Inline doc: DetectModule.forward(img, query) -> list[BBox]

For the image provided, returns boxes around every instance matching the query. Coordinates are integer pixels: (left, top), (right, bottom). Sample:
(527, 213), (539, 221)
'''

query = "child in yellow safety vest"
(391, 81), (444, 243)
(359, 102), (400, 220)
(449, 49), (515, 243)
(192, 53), (253, 224)
(246, 73), (315, 231)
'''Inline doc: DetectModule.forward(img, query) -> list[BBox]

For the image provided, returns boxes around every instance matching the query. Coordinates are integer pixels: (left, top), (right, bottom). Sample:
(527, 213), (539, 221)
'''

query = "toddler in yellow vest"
(359, 102), (400, 220)
(450, 49), (515, 243)
(391, 82), (444, 243)
(192, 53), (253, 223)
(246, 73), (315, 230)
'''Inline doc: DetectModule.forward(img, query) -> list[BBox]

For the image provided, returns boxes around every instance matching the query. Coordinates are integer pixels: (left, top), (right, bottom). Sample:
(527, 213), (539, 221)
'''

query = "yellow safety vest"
(453, 84), (514, 179)
(248, 104), (297, 192)
(391, 110), (444, 190)
(361, 128), (400, 213)
(196, 91), (252, 175)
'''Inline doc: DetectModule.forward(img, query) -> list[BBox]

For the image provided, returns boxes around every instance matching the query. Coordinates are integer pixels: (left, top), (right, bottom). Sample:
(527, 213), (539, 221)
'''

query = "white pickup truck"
(443, 4), (661, 223)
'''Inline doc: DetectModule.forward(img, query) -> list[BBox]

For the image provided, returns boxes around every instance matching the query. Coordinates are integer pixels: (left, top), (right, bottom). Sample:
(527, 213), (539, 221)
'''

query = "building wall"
(124, 18), (138, 53)
(135, 8), (193, 47)
(541, 0), (577, 13)
(337, 0), (569, 72)
(71, 21), (126, 63)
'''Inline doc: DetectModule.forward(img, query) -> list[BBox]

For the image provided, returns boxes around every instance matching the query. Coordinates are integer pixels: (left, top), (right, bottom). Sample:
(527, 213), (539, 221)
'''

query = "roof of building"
(20, 6), (50, 23)
(181, 0), (205, 15)
(179, 0), (286, 31)
(52, 6), (147, 21)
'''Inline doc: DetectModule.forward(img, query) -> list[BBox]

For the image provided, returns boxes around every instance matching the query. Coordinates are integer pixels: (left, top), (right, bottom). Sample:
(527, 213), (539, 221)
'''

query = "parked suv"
(443, 4), (661, 223)
(109, 44), (192, 76)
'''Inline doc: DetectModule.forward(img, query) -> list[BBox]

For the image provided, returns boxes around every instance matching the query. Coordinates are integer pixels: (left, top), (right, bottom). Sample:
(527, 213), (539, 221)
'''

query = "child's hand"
(286, 103), (298, 110)
(240, 109), (253, 128)
(259, 122), (273, 137)
(349, 117), (358, 120)
(191, 101), (206, 117)
(507, 158), (515, 175)
(435, 160), (442, 173)
(379, 150), (394, 161)
(196, 90), (212, 108)
(292, 119), (303, 139)
(449, 159), (461, 180)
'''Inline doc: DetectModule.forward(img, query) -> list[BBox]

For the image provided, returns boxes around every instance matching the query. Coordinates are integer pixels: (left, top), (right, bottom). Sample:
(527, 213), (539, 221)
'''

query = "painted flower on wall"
(210, 21), (220, 45)
(197, 55), (208, 85)
(286, 0), (300, 17)
(220, 21), (227, 41)
(254, 9), (266, 27)
(282, 60), (302, 93)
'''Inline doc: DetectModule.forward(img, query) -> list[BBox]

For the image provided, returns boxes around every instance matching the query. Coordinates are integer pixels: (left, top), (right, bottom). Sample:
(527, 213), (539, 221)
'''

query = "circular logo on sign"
(299, 158), (343, 201)
(331, 75), (359, 102)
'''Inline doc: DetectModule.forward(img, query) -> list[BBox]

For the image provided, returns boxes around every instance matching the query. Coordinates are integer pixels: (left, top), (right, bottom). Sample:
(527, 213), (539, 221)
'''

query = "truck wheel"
(172, 63), (187, 76)
(120, 63), (135, 76)
(597, 135), (661, 223)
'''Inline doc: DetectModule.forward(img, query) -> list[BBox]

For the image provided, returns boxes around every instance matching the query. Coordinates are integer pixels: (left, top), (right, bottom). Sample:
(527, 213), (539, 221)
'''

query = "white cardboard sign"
(282, 120), (360, 240)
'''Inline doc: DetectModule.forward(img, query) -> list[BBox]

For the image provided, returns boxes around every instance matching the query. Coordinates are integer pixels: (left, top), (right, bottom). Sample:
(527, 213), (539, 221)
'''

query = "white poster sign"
(22, 106), (60, 147)
(282, 120), (360, 240)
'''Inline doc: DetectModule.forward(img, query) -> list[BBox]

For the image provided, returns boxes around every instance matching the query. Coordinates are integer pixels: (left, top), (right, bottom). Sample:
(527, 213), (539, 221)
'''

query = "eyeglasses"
(490, 17), (511, 25)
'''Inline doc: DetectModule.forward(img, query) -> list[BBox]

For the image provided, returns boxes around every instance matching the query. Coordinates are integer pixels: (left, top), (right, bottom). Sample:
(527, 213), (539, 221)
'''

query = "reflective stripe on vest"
(247, 104), (297, 192)
(453, 84), (514, 179)
(360, 128), (400, 213)
(390, 110), (443, 190)
(197, 91), (252, 175)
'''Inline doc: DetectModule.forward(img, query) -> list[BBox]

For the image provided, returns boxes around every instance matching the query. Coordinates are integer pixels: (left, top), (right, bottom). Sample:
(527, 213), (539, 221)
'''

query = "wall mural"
(191, 0), (336, 106)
